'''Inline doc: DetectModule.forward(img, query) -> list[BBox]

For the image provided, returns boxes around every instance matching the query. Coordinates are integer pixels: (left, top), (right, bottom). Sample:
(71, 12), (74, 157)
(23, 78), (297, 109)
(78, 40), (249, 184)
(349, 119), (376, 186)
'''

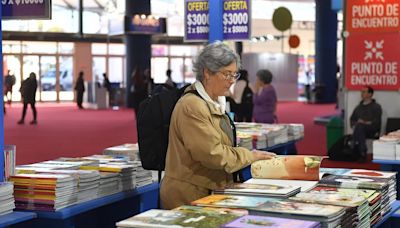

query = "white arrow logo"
(364, 40), (384, 60)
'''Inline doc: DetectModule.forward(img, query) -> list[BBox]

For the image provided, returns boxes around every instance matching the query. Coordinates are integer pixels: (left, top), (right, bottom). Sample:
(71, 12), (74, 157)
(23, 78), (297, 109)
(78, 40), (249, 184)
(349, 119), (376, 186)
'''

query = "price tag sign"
(223, 0), (251, 40)
(184, 0), (209, 42)
(2, 0), (52, 20)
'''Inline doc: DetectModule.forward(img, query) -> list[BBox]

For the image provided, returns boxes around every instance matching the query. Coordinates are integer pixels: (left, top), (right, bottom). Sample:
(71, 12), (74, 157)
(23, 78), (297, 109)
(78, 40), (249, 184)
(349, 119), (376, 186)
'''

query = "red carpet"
(4, 101), (380, 170)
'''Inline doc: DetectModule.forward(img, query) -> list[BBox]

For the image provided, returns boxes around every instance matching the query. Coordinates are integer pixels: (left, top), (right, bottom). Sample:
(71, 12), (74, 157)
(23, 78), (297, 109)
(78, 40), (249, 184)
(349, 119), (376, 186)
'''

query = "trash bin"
(326, 117), (344, 150)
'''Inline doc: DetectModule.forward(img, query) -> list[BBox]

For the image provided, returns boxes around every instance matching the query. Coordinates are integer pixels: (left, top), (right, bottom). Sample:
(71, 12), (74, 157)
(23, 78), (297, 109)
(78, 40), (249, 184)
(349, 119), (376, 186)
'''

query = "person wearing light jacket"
(160, 42), (275, 209)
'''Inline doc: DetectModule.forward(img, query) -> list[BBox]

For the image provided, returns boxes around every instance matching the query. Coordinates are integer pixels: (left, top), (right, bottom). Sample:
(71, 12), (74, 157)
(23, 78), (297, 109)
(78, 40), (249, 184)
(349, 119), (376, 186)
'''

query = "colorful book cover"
(221, 215), (320, 228)
(290, 192), (367, 208)
(215, 183), (300, 196)
(342, 169), (397, 179)
(173, 205), (248, 217)
(116, 208), (242, 228)
(251, 200), (345, 218)
(191, 195), (271, 209)
(319, 175), (388, 190)
(251, 155), (324, 181)
(309, 186), (379, 203)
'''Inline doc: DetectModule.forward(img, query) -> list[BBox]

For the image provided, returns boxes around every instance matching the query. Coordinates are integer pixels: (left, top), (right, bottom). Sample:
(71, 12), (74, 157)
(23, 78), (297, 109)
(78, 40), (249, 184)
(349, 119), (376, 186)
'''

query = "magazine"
(221, 215), (321, 228)
(251, 155), (324, 181)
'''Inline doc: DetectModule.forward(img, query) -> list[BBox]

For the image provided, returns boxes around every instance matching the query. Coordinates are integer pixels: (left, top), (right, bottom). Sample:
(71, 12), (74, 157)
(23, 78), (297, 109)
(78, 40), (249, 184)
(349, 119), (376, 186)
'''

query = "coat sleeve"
(178, 101), (255, 174)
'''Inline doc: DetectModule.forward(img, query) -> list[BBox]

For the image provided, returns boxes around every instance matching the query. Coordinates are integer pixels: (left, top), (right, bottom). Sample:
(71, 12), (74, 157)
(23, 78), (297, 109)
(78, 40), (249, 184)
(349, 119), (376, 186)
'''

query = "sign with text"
(185, 0), (209, 41)
(346, 0), (400, 33)
(223, 0), (251, 40)
(127, 16), (167, 34)
(345, 33), (400, 90)
(2, 0), (52, 20)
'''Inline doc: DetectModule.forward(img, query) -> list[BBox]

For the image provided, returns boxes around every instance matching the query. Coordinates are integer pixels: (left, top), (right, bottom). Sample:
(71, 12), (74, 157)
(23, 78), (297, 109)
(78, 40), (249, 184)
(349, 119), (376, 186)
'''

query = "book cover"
(319, 175), (388, 190)
(251, 200), (344, 218)
(173, 205), (248, 217)
(191, 194), (271, 209)
(290, 192), (367, 208)
(309, 186), (379, 203)
(215, 183), (300, 196)
(342, 169), (397, 179)
(116, 208), (242, 228)
(251, 155), (324, 181)
(221, 215), (320, 228)
(245, 179), (318, 193)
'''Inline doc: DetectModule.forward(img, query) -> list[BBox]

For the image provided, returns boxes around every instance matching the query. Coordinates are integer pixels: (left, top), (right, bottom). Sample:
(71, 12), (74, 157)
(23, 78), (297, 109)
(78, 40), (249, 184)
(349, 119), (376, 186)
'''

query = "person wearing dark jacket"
(74, 71), (85, 109)
(18, 72), (38, 124)
(350, 86), (382, 162)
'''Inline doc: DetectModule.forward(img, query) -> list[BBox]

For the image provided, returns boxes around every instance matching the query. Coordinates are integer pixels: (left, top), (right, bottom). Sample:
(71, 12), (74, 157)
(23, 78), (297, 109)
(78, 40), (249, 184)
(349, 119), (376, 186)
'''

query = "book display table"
(0, 211), (36, 227)
(10, 183), (159, 228)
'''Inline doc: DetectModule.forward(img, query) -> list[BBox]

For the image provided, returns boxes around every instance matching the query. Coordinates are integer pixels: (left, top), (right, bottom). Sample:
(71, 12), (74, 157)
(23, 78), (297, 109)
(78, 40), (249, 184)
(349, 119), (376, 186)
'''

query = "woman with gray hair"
(253, 69), (277, 123)
(160, 42), (275, 209)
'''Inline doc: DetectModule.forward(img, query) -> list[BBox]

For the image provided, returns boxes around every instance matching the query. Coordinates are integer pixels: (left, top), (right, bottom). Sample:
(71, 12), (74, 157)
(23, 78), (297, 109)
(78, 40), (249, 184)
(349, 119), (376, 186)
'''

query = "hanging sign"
(127, 15), (167, 34)
(2, 0), (52, 20)
(345, 33), (400, 90)
(222, 0), (251, 40)
(184, 0), (209, 41)
(346, 0), (400, 33)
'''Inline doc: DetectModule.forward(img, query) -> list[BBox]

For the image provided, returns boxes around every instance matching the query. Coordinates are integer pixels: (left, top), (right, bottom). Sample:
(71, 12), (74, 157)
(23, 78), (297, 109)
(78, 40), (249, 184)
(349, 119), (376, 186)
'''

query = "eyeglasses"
(218, 71), (241, 81)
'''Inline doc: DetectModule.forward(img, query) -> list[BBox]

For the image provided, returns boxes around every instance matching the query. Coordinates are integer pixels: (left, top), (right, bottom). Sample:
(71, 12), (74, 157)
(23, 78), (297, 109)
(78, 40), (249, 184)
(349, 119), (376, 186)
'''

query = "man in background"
(350, 86), (382, 162)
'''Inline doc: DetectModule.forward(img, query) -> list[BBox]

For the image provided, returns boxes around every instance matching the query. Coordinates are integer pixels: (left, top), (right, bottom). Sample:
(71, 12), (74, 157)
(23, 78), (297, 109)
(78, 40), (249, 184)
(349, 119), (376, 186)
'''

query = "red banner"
(346, 0), (400, 33)
(345, 33), (400, 90)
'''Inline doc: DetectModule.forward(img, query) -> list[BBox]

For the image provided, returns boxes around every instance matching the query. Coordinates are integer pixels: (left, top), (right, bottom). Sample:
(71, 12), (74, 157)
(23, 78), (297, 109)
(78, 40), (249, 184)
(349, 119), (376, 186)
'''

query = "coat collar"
(194, 81), (226, 115)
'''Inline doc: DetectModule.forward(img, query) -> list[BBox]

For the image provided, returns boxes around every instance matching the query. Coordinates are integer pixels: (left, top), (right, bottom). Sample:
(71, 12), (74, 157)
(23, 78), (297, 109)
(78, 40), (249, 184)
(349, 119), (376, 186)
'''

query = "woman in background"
(253, 69), (277, 123)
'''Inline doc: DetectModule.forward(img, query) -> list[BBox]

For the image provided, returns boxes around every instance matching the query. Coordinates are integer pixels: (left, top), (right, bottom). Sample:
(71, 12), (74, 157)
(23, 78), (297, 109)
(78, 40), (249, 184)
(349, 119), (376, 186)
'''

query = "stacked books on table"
(373, 130), (400, 160)
(103, 143), (139, 161)
(116, 205), (321, 228)
(0, 182), (15, 216)
(132, 161), (153, 188)
(16, 167), (101, 204)
(213, 182), (300, 198)
(235, 123), (304, 150)
(9, 173), (78, 211)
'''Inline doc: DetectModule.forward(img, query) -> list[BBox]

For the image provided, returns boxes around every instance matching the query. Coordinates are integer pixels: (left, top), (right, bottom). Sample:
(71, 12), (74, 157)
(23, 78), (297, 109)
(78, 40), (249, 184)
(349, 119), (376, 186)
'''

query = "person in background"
(350, 86), (382, 162)
(164, 69), (177, 89)
(18, 72), (38, 124)
(160, 42), (275, 210)
(74, 71), (85, 109)
(252, 69), (277, 123)
(103, 73), (112, 93)
(132, 68), (147, 115)
(4, 70), (16, 105)
(230, 69), (253, 122)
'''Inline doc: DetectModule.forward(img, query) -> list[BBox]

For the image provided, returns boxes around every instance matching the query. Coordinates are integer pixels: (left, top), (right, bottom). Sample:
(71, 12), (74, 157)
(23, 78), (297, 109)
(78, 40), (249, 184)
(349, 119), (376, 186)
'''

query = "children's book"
(214, 183), (300, 198)
(251, 155), (324, 181)
(116, 208), (243, 228)
(221, 215), (321, 228)
(191, 194), (272, 209)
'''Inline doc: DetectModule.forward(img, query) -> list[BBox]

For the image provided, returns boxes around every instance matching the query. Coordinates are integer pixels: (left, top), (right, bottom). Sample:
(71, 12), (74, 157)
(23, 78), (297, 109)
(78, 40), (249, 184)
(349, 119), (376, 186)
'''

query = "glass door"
(39, 56), (57, 101)
(170, 58), (184, 84)
(3, 55), (21, 102)
(151, 57), (168, 83)
(59, 56), (74, 101)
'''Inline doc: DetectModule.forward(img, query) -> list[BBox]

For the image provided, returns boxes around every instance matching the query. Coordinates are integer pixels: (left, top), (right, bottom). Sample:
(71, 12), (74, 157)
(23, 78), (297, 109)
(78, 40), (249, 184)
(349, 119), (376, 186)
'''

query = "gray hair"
(193, 42), (240, 81)
(257, 69), (273, 84)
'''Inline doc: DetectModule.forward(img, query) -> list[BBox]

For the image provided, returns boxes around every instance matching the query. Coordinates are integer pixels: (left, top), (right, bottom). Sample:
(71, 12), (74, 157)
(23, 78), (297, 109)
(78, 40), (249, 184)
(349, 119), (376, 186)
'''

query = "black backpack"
(328, 134), (360, 161)
(241, 82), (253, 105)
(137, 84), (190, 173)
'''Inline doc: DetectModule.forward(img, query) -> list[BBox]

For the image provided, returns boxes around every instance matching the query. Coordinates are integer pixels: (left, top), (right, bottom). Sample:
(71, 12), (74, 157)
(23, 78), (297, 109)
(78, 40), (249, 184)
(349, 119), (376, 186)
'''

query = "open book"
(251, 155), (325, 181)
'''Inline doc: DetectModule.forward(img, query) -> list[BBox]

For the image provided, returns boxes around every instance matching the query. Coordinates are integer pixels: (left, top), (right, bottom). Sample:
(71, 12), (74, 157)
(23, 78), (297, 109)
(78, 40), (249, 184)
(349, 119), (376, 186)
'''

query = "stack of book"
(133, 161), (154, 188)
(264, 125), (289, 147)
(10, 173), (78, 211)
(221, 215), (320, 228)
(290, 191), (370, 227)
(191, 194), (344, 228)
(116, 206), (248, 228)
(98, 172), (121, 197)
(0, 182), (15, 216)
(18, 160), (82, 170)
(318, 174), (391, 216)
(246, 178), (319, 192)
(373, 130), (400, 160)
(103, 143), (139, 161)
(287, 124), (305, 141)
(3, 145), (16, 180)
(307, 186), (382, 225)
(236, 131), (253, 150)
(16, 167), (101, 204)
(213, 182), (301, 198)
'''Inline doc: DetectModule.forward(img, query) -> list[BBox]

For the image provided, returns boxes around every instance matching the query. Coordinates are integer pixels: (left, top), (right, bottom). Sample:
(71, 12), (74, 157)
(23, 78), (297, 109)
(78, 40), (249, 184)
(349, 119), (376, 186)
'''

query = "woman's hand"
(252, 150), (276, 161)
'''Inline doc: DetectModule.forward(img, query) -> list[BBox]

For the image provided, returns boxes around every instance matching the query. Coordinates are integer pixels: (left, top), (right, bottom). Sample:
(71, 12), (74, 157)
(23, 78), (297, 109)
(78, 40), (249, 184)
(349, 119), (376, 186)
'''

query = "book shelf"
(373, 159), (400, 200)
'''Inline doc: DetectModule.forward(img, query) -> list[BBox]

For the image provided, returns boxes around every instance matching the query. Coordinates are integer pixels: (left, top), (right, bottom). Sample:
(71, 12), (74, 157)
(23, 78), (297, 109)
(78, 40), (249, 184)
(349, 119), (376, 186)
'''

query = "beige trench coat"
(160, 86), (254, 209)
